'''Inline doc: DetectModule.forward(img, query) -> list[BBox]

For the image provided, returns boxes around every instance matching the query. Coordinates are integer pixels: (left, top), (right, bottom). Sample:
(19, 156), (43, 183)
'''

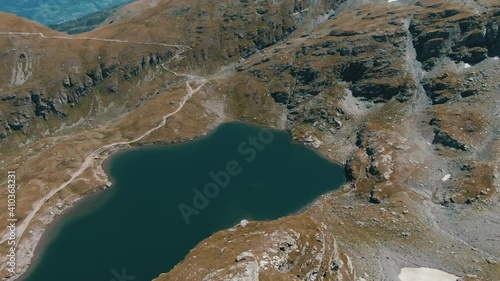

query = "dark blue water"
(22, 122), (345, 281)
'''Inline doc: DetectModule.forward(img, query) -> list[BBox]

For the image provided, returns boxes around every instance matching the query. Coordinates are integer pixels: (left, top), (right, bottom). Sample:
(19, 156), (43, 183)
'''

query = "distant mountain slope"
(48, 4), (128, 34)
(0, 0), (133, 26)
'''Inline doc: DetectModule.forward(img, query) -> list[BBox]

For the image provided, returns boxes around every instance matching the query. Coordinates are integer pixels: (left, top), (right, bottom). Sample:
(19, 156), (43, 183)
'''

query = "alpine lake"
(21, 122), (346, 281)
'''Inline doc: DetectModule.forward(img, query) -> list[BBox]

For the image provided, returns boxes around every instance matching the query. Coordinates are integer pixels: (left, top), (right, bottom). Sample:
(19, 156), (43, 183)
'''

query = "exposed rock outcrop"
(410, 4), (500, 70)
(0, 51), (174, 139)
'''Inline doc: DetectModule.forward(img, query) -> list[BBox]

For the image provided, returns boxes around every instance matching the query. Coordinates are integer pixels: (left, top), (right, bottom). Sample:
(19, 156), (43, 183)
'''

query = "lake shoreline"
(17, 121), (347, 281)
(16, 186), (113, 281)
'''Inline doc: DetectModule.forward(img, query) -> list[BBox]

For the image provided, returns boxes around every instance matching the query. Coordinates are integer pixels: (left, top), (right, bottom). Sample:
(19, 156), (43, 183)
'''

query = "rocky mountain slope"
(0, 0), (498, 280)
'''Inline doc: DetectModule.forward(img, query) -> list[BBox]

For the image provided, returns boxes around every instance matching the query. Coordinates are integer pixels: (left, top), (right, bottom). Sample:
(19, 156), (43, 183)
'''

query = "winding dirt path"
(12, 78), (207, 243)
(0, 28), (232, 276)
(0, 29), (192, 249)
(0, 31), (188, 48)
(0, 77), (206, 248)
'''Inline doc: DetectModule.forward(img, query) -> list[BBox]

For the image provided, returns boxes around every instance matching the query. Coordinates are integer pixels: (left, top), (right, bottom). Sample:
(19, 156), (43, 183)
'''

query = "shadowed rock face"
(3, 0), (496, 142)
(409, 5), (500, 69)
(1, 0), (499, 280)
(153, 0), (500, 279)
(430, 118), (466, 150)
(0, 51), (174, 138)
(0, 0), (347, 142)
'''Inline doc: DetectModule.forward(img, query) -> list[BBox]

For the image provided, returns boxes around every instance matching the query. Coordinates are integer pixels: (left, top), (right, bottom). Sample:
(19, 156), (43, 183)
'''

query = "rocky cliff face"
(152, 0), (500, 280)
(410, 4), (500, 69)
(0, 24), (180, 142)
(0, 0), (499, 280)
(0, 50), (176, 134)
(0, 0), (347, 145)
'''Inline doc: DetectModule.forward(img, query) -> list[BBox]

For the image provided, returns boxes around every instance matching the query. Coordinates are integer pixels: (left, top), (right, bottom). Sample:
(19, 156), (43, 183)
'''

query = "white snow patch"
(464, 63), (471, 68)
(388, 0), (398, 2)
(493, 57), (499, 60)
(442, 174), (451, 181)
(399, 267), (458, 281)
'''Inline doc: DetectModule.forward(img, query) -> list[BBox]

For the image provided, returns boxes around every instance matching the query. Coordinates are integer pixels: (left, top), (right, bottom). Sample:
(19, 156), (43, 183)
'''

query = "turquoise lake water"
(21, 122), (345, 281)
